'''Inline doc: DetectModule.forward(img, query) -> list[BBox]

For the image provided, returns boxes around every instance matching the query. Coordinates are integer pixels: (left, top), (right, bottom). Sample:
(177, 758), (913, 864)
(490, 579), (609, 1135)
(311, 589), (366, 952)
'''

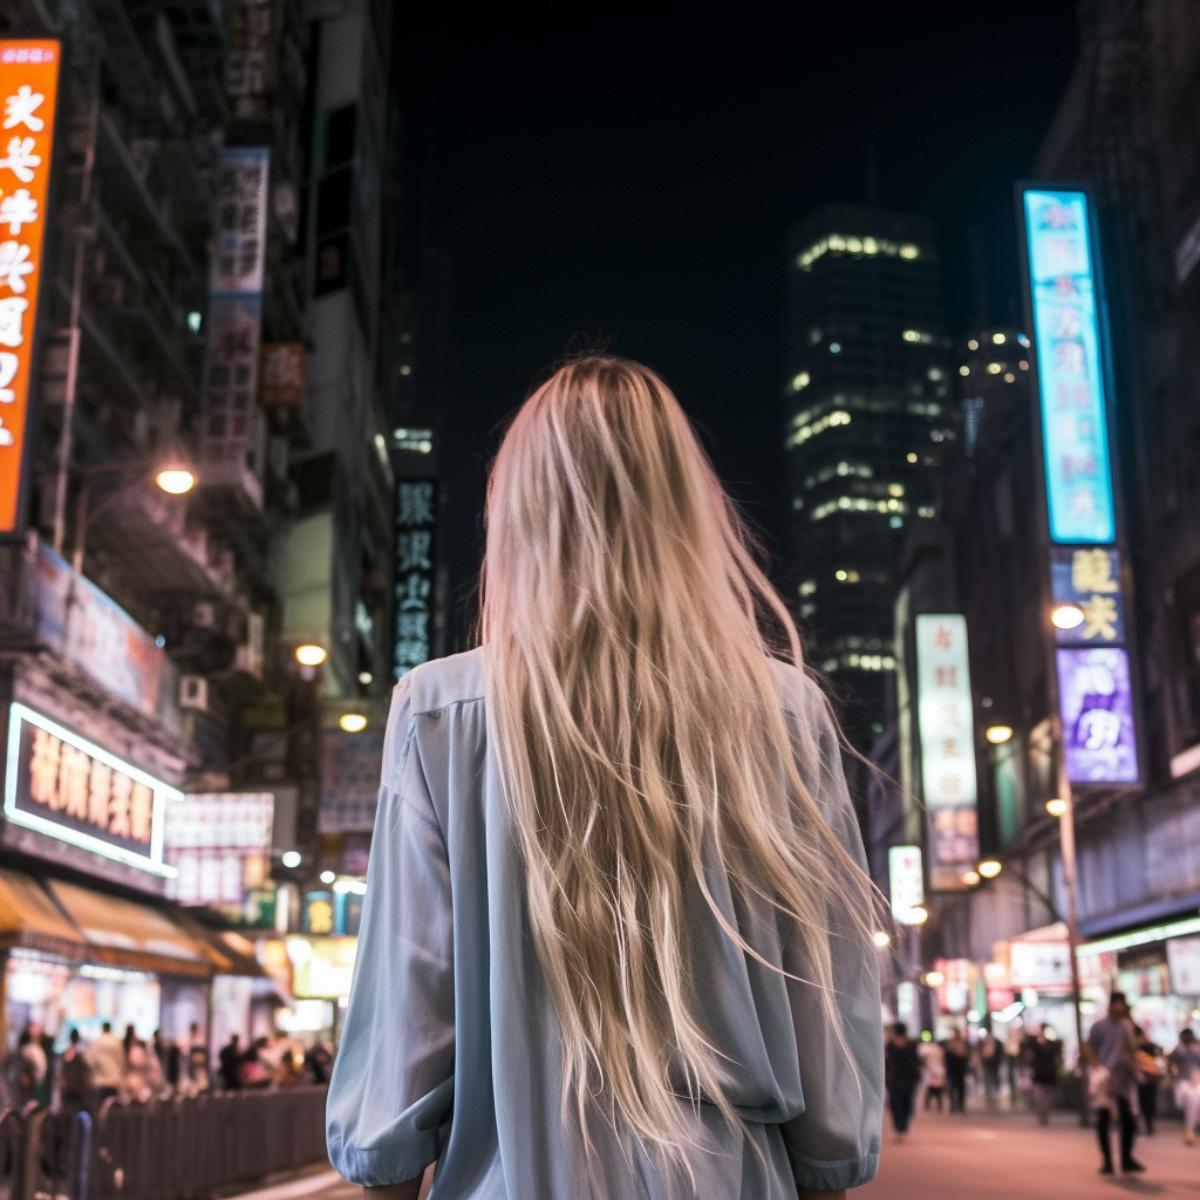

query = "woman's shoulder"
(399, 647), (487, 717)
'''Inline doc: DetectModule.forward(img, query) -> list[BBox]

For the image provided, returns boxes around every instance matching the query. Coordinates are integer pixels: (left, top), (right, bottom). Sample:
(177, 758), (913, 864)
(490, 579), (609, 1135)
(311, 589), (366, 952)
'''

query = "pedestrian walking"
(1085, 991), (1145, 1175)
(85, 1021), (124, 1103)
(944, 1028), (970, 1113)
(885, 1023), (922, 1140)
(3, 1027), (46, 1108)
(1168, 1028), (1200, 1146)
(918, 1036), (947, 1111)
(186, 1022), (210, 1094)
(325, 358), (886, 1198)
(1024, 1024), (1062, 1125)
(1133, 1025), (1163, 1135)
(978, 1029), (1003, 1108)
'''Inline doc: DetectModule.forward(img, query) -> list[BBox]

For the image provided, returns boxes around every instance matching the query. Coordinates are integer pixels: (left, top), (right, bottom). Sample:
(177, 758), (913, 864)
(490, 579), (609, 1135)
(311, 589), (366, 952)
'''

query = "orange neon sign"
(0, 40), (60, 536)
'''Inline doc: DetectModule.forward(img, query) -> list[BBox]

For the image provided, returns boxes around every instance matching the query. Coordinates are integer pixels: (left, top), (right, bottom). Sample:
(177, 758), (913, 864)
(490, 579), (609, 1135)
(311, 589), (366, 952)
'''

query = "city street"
(862, 1108), (1200, 1199)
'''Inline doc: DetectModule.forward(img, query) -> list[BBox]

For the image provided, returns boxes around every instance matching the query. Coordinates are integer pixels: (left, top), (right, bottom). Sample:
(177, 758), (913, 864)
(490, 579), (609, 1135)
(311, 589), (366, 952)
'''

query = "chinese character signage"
(1021, 188), (1116, 544)
(887, 844), (925, 924)
(164, 791), (274, 908)
(1056, 647), (1139, 783)
(203, 148), (269, 478)
(394, 479), (437, 679)
(319, 729), (385, 833)
(915, 614), (980, 888)
(1051, 546), (1124, 644)
(225, 0), (279, 124)
(0, 41), (59, 538)
(4, 702), (176, 875)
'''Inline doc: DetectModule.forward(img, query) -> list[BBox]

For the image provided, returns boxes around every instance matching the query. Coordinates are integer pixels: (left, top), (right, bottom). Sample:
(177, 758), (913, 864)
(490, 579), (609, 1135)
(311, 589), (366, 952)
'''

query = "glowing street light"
(977, 858), (1003, 880)
(295, 643), (328, 667)
(338, 712), (368, 734)
(962, 869), (982, 887)
(985, 724), (1014, 745)
(154, 465), (196, 495)
(872, 930), (892, 949)
(1045, 796), (1069, 817)
(1050, 602), (1085, 631)
(281, 850), (302, 869)
(319, 869), (336, 885)
(924, 969), (945, 988)
(906, 904), (930, 926)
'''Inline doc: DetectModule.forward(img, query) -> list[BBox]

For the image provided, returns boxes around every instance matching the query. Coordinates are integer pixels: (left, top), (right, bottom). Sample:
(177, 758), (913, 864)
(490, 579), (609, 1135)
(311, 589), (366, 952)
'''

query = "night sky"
(399, 7), (1080, 642)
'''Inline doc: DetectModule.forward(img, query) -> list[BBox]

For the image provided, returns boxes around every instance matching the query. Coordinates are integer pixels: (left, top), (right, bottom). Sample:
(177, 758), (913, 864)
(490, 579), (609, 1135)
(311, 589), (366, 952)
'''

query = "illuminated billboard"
(1021, 188), (1116, 544)
(0, 40), (61, 537)
(4, 702), (177, 875)
(915, 614), (980, 888)
(888, 844), (925, 924)
(1056, 647), (1139, 784)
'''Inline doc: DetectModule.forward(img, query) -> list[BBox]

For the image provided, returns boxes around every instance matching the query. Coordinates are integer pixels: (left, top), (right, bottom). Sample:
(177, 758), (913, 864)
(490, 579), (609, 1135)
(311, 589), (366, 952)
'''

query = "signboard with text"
(915, 614), (980, 889)
(0, 40), (60, 538)
(1056, 647), (1139, 783)
(887, 844), (925, 924)
(1050, 546), (1124, 644)
(393, 479), (437, 679)
(1022, 188), (1116, 544)
(164, 791), (274, 908)
(4, 702), (175, 875)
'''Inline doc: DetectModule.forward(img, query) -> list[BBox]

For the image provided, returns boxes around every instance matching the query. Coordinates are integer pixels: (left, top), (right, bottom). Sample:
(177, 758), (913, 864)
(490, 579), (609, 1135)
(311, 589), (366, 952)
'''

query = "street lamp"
(281, 850), (302, 869)
(923, 969), (945, 988)
(906, 904), (930, 926)
(338, 712), (368, 733)
(961, 869), (981, 887)
(977, 858), (1003, 879)
(872, 930), (892, 949)
(1050, 602), (1085, 631)
(984, 723), (1014, 745)
(1045, 796), (1068, 817)
(71, 458), (198, 573)
(294, 643), (328, 667)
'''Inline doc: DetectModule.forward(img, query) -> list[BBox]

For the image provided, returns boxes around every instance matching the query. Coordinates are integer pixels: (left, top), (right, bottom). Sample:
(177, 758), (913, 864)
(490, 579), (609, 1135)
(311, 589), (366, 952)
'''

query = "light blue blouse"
(326, 648), (882, 1197)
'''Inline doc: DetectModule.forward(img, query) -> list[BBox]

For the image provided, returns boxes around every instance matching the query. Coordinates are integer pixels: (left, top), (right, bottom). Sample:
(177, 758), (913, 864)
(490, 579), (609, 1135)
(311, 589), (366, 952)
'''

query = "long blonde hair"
(481, 357), (877, 1173)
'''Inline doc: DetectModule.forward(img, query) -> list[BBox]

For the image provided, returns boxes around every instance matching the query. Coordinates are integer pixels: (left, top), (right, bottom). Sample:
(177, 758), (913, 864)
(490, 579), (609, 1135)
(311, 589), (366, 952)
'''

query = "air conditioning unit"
(179, 675), (208, 712)
(192, 601), (218, 629)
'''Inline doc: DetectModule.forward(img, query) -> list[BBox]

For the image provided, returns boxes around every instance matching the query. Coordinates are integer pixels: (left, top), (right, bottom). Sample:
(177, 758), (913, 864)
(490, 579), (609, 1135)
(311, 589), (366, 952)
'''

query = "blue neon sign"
(1022, 189), (1116, 544)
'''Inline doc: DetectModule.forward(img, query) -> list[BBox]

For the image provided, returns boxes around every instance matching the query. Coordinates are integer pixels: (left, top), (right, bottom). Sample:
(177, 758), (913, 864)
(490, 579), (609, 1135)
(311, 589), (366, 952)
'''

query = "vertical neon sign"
(0, 40), (60, 536)
(1022, 189), (1116, 545)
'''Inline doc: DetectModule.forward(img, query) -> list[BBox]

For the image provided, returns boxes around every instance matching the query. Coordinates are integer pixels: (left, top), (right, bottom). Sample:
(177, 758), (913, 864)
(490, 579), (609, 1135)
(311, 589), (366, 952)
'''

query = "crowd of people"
(1, 1019), (334, 1113)
(882, 993), (1200, 1175)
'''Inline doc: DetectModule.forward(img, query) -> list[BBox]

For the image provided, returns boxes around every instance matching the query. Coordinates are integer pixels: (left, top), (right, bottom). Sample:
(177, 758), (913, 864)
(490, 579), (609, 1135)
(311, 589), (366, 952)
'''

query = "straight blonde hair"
(481, 356), (878, 1178)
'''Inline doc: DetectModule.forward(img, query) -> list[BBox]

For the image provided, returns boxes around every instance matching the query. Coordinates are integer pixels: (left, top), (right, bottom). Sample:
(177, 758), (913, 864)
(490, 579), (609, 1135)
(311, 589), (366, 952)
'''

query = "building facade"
(784, 205), (956, 738)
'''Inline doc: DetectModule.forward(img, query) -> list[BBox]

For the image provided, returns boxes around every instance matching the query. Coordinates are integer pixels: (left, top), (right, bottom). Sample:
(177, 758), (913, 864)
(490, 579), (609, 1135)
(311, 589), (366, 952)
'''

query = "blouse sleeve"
(780, 699), (884, 1192)
(326, 678), (455, 1187)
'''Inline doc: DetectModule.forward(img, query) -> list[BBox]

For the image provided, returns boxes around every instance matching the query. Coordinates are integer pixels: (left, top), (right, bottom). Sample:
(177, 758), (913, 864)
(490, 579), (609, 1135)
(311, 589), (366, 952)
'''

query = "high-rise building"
(783, 205), (955, 735)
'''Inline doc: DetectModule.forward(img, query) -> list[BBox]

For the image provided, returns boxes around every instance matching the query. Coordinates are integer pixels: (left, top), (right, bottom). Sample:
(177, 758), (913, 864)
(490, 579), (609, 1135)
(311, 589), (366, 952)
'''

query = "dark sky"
(398, 6), (1080, 640)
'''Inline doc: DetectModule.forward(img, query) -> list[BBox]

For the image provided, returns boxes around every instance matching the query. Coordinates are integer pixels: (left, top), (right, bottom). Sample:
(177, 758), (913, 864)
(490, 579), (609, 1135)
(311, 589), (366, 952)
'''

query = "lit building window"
(1003, 372), (1015, 383)
(809, 327), (823, 344)
(829, 341), (842, 354)
(1019, 360), (1029, 370)
(901, 329), (934, 345)
(887, 483), (904, 497)
(791, 371), (811, 391)
(799, 579), (817, 596)
(917, 505), (935, 518)
(899, 244), (920, 260)
(986, 362), (1002, 374)
(1017, 332), (1031, 347)
(959, 365), (970, 376)
(906, 451), (918, 463)
(992, 332), (1007, 345)
(795, 234), (925, 271)
(967, 338), (979, 351)
(927, 367), (944, 381)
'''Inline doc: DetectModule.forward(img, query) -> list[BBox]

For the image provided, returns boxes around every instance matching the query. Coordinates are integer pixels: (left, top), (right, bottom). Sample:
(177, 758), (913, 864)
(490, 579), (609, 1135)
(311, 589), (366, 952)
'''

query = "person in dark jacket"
(943, 1028), (970, 1113)
(1024, 1024), (1062, 1125)
(217, 1034), (242, 1091)
(885, 1022), (923, 1140)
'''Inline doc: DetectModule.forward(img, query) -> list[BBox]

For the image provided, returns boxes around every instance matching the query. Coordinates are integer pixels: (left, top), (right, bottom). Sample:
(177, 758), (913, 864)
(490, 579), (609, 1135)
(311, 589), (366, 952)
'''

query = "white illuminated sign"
(915, 614), (980, 886)
(888, 844), (925, 923)
(4, 702), (177, 876)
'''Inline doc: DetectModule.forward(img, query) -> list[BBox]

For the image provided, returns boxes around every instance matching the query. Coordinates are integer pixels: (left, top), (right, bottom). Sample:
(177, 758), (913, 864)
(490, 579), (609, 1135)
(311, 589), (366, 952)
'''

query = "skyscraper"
(783, 205), (955, 735)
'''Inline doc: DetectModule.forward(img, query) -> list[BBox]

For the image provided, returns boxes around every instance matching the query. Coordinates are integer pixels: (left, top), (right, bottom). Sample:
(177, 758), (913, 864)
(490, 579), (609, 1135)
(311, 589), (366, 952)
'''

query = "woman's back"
(326, 648), (882, 1198)
(326, 357), (883, 1197)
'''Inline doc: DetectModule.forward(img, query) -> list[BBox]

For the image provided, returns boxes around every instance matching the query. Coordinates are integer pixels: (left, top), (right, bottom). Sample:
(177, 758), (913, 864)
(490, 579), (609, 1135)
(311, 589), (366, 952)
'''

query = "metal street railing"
(0, 1086), (328, 1200)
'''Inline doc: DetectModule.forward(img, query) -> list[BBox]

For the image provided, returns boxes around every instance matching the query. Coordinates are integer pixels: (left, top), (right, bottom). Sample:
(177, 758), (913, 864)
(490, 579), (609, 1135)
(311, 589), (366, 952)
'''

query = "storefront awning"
(0, 870), (87, 962)
(174, 915), (267, 978)
(47, 879), (210, 979)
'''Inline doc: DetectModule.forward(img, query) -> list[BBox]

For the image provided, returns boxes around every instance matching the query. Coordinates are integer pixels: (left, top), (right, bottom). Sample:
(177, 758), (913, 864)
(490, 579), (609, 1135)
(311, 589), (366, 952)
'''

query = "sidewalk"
(861, 1105), (1200, 1199)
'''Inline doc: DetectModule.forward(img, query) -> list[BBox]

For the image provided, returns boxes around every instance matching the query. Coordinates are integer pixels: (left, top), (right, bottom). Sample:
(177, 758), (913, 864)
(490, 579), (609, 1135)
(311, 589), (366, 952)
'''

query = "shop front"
(1077, 914), (1200, 1052)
